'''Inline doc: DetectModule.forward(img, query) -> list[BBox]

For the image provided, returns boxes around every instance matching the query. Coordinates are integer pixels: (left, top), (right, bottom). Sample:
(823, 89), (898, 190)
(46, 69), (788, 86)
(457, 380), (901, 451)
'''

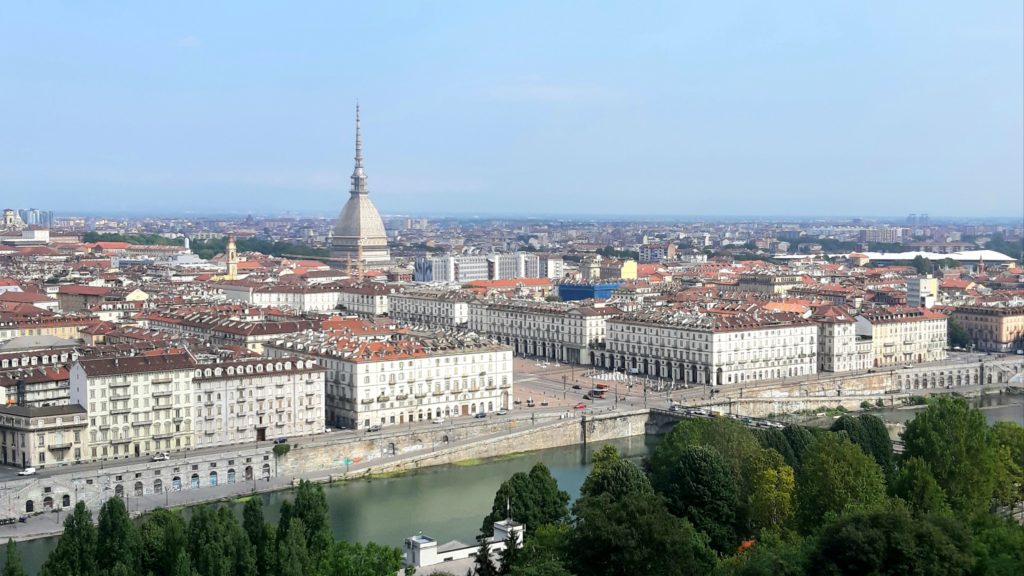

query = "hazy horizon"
(2, 1), (1022, 218)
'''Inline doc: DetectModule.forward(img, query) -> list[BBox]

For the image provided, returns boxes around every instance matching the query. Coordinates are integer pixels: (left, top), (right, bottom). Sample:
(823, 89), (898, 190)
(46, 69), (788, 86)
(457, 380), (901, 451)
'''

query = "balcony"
(204, 430), (215, 436)
(151, 378), (172, 385)
(131, 419), (152, 427)
(154, 432), (174, 440)
(99, 424), (111, 430)
(236, 425), (248, 432)
(236, 397), (246, 403)
(203, 401), (214, 407)
(275, 393), (286, 399)
(110, 408), (131, 416)
(110, 437), (132, 445)
(395, 394), (408, 401)
(152, 404), (173, 412)
(499, 383), (511, 389)
(377, 395), (390, 402)
(414, 393), (427, 399)
(205, 414), (215, 421)
(47, 442), (72, 451)
(360, 399), (374, 405)
(110, 393), (131, 401)
(152, 390), (172, 398)
(110, 381), (130, 388)
(432, 391), (445, 397)
(172, 417), (184, 423)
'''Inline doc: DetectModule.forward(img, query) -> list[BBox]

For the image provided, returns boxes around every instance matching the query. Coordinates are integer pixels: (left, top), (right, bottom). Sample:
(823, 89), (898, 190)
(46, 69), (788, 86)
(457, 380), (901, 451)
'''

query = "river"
(2, 435), (655, 575)
(872, 392), (1024, 426)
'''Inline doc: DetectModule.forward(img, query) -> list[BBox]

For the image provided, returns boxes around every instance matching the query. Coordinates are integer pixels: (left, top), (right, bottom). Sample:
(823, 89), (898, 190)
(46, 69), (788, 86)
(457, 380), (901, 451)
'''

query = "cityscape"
(1, 2), (1023, 576)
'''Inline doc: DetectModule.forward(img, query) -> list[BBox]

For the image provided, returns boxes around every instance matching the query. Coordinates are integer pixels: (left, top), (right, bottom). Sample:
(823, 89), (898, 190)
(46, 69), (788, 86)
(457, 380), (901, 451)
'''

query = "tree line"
(2, 480), (405, 576)
(80, 231), (329, 261)
(462, 397), (1024, 576)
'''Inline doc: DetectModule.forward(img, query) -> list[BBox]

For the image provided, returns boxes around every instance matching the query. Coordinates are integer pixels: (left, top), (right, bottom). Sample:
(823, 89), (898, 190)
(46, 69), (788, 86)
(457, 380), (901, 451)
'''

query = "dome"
(332, 193), (387, 242)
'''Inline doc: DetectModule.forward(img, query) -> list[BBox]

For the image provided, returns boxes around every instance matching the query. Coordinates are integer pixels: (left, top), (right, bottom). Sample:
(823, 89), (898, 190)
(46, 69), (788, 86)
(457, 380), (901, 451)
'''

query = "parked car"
(497, 409), (509, 416)
(571, 384), (582, 390)
(432, 417), (445, 425)
(151, 452), (170, 462)
(273, 437), (288, 444)
(475, 412), (487, 419)
(368, 424), (382, 432)
(17, 467), (35, 476)
(573, 403), (587, 410)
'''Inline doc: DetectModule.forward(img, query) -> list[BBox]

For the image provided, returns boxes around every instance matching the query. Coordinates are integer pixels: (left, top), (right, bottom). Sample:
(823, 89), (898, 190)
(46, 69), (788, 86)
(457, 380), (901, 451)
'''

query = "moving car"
(475, 412), (487, 419)
(497, 409), (509, 416)
(571, 384), (582, 390)
(368, 424), (382, 432)
(17, 467), (35, 476)
(151, 452), (170, 462)
(573, 403), (587, 410)
(273, 437), (288, 444)
(432, 417), (445, 424)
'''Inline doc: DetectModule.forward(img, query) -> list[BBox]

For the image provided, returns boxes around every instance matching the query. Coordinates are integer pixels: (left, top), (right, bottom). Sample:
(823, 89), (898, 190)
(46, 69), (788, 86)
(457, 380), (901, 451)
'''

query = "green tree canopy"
(795, 434), (887, 532)
(570, 492), (715, 576)
(292, 480), (333, 567)
(749, 464), (796, 534)
(96, 497), (140, 575)
(3, 540), (26, 576)
(655, 444), (739, 553)
(579, 446), (652, 501)
(808, 509), (974, 576)
(319, 540), (405, 576)
(901, 397), (1000, 515)
(138, 508), (188, 576)
(890, 457), (951, 516)
(39, 501), (97, 576)
(830, 414), (894, 478)
(481, 463), (570, 535)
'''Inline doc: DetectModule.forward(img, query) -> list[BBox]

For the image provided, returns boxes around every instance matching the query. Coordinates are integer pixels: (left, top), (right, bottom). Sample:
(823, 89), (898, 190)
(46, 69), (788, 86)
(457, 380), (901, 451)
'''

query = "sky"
(1, 1), (1021, 219)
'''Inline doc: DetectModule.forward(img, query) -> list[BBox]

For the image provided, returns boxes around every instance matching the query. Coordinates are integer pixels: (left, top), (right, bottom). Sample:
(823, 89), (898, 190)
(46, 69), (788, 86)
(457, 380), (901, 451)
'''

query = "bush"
(273, 444), (291, 458)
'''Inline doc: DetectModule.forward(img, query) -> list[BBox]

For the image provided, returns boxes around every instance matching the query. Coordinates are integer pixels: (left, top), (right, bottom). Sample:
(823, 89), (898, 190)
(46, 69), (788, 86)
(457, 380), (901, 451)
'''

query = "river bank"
(1, 435), (655, 576)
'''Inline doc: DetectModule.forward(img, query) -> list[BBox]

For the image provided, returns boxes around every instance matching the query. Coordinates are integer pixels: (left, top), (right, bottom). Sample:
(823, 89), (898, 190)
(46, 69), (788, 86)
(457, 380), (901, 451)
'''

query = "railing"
(47, 442), (72, 451)
(152, 390), (173, 398)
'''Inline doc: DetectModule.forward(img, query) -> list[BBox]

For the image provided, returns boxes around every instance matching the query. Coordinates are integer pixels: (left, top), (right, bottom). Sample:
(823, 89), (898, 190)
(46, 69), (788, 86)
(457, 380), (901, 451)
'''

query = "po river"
(3, 435), (655, 575)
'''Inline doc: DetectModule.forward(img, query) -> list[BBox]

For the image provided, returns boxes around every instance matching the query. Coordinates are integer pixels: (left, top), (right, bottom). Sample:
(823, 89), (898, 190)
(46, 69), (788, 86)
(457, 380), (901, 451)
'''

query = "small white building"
(405, 519), (524, 571)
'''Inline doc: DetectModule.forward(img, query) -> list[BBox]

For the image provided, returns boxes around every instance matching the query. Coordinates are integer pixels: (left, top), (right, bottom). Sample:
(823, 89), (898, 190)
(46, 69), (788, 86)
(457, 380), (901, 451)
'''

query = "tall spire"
(350, 103), (368, 195)
(355, 102), (363, 168)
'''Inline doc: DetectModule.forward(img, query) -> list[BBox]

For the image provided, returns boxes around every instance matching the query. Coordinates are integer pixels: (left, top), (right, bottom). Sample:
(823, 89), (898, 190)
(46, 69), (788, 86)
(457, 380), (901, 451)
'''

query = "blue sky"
(1, 1), (1021, 218)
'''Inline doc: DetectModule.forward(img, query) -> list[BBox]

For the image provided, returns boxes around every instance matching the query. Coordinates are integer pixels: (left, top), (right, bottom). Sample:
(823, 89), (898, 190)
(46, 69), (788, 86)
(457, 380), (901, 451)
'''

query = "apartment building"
(389, 288), (473, 328)
(951, 304), (1024, 352)
(265, 332), (512, 429)
(468, 299), (617, 365)
(191, 357), (325, 447)
(855, 307), (948, 367)
(70, 353), (197, 461)
(602, 310), (818, 385)
(0, 404), (87, 469)
(811, 306), (873, 372)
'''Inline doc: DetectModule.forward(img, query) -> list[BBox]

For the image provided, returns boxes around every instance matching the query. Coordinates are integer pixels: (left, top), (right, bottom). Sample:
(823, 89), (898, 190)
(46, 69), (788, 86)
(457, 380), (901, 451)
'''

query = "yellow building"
(951, 305), (1024, 352)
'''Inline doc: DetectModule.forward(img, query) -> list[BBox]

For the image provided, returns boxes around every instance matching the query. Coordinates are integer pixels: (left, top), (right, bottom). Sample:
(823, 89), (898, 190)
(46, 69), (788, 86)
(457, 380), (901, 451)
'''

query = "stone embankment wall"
(280, 409), (651, 480)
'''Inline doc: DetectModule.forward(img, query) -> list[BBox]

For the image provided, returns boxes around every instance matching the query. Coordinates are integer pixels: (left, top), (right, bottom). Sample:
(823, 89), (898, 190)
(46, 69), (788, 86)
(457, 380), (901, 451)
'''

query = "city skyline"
(2, 1), (1022, 218)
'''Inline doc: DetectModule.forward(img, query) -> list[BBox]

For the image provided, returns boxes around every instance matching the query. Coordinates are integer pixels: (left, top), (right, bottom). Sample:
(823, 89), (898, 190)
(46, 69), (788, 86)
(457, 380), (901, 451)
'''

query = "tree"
(990, 422), (1024, 508)
(948, 319), (971, 348)
(39, 501), (97, 576)
(481, 464), (570, 535)
(579, 448), (652, 500)
(647, 417), (766, 530)
(753, 428), (798, 469)
(781, 425), (816, 470)
(571, 492), (716, 576)
(504, 524), (572, 576)
(970, 514), (1024, 576)
(911, 255), (933, 275)
(243, 497), (274, 576)
(714, 531), (809, 576)
(96, 497), (140, 575)
(901, 397), (999, 515)
(277, 519), (312, 576)
(319, 541), (405, 576)
(473, 536), (499, 576)
(795, 434), (887, 532)
(808, 509), (974, 575)
(138, 508), (188, 576)
(292, 480), (332, 567)
(3, 540), (25, 576)
(749, 465), (796, 533)
(171, 549), (194, 576)
(655, 444), (738, 552)
(890, 457), (950, 516)
(831, 414), (894, 478)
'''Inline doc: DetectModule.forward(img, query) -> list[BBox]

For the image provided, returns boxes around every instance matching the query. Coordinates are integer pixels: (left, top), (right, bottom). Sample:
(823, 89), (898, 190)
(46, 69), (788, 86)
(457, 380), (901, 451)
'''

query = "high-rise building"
(330, 105), (391, 267)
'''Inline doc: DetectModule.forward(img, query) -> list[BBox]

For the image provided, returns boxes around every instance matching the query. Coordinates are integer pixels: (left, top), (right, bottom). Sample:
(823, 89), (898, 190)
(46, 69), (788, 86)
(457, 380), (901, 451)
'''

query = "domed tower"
(330, 105), (391, 267)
